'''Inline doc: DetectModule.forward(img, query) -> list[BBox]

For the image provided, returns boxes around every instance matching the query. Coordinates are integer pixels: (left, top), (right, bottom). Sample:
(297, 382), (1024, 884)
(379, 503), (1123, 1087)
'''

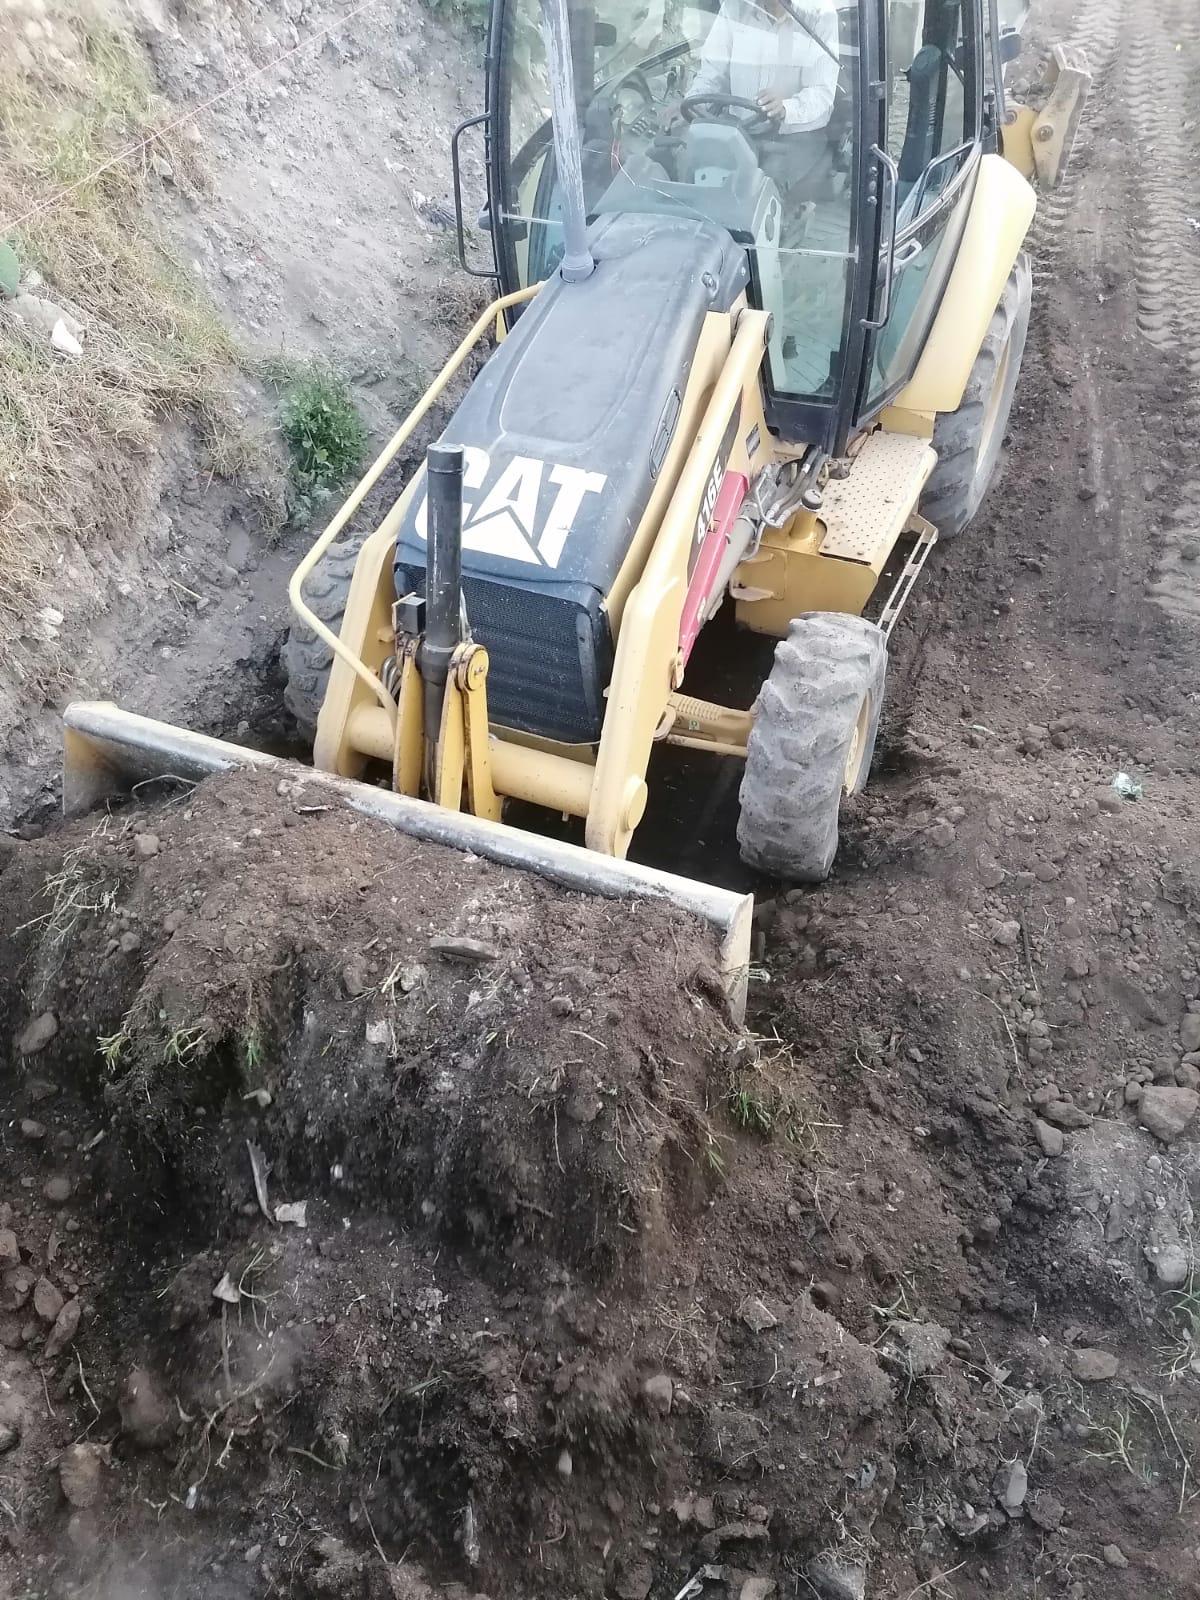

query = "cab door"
(855, 0), (983, 418)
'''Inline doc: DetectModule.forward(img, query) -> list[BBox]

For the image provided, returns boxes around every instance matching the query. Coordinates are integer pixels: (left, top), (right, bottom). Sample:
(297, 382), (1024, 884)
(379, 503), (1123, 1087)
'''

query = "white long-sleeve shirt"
(691, 0), (840, 135)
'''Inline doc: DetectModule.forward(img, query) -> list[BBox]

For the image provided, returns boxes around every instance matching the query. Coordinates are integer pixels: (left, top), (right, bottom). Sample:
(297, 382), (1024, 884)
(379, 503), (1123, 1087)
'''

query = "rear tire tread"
(283, 535), (365, 738)
(920, 252), (1032, 541)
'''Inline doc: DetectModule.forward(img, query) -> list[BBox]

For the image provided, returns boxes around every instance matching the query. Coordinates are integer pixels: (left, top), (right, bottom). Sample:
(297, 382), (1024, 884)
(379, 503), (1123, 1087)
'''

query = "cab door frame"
(854, 0), (985, 424)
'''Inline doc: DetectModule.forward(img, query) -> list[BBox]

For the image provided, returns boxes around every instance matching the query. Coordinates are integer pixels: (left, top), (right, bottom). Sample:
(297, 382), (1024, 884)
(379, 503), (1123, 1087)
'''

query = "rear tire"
(737, 613), (887, 882)
(920, 252), (1032, 540)
(283, 536), (364, 739)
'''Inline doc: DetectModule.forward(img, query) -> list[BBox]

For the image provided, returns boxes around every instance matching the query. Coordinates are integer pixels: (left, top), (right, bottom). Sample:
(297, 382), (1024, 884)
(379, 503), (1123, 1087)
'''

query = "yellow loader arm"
(1003, 42), (1093, 190)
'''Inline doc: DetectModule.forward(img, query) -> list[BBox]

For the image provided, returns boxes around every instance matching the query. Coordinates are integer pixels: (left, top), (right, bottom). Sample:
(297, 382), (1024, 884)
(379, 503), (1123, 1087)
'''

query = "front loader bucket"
(62, 702), (754, 1020)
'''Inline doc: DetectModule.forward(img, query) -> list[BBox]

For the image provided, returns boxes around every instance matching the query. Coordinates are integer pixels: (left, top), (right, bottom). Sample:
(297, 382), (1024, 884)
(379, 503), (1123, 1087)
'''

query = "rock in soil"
(32, 1276), (64, 1323)
(739, 1296), (778, 1333)
(429, 934), (502, 964)
(805, 1554), (868, 1600)
(1103, 1545), (1129, 1569)
(59, 1443), (106, 1508)
(119, 1366), (178, 1449)
(43, 1296), (81, 1360)
(1072, 1347), (1119, 1383)
(1029, 1493), (1064, 1532)
(16, 1011), (58, 1056)
(996, 1458), (1028, 1512)
(614, 1560), (653, 1600)
(1, 1266), (35, 1312)
(0, 1422), (19, 1455)
(642, 1373), (673, 1416)
(739, 1581), (776, 1600)
(1138, 1085), (1199, 1143)
(890, 1320), (951, 1376)
(1040, 1100), (1092, 1131)
(1034, 1118), (1065, 1157)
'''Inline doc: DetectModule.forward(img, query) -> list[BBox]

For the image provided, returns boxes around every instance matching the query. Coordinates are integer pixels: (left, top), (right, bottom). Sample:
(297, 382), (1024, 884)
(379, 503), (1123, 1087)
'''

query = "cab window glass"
(498, 0), (861, 403)
(885, 0), (971, 216)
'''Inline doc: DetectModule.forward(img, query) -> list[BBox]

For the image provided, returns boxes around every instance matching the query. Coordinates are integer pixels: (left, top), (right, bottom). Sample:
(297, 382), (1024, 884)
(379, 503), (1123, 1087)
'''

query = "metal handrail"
(287, 283), (541, 720)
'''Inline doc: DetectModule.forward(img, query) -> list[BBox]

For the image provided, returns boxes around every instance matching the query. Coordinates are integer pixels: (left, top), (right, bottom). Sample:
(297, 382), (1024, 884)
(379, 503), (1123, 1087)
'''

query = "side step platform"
(734, 430), (937, 637)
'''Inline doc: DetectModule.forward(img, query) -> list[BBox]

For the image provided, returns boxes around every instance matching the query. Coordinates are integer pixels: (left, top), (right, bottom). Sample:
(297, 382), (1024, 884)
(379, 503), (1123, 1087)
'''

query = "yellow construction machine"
(64, 0), (1088, 1017)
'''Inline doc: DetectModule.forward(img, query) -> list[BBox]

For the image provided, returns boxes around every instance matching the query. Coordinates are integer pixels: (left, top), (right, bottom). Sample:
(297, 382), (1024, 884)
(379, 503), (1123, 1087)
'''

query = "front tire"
(282, 536), (364, 740)
(920, 252), (1032, 540)
(738, 613), (887, 882)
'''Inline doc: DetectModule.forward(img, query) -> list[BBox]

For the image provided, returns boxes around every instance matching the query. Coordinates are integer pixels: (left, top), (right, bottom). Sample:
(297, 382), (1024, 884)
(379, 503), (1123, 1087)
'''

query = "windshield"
(495, 0), (860, 404)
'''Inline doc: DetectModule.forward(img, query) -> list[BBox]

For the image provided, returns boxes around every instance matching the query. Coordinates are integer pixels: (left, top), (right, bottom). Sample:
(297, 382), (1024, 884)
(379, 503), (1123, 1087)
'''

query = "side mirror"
(594, 21), (617, 45)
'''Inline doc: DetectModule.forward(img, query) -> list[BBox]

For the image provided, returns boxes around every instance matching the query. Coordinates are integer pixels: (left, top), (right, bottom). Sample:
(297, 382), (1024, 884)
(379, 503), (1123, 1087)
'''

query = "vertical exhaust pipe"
(539, 0), (594, 283)
(422, 443), (465, 743)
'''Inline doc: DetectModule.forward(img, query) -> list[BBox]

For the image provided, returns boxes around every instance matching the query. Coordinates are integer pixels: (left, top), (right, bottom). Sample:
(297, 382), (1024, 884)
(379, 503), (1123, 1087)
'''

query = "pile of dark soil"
(6, 728), (1198, 1600)
(1, 770), (766, 1599)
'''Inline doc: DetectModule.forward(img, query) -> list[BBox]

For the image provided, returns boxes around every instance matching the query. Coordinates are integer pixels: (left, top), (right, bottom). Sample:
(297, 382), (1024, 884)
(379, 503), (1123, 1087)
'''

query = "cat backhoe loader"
(63, 0), (1088, 1017)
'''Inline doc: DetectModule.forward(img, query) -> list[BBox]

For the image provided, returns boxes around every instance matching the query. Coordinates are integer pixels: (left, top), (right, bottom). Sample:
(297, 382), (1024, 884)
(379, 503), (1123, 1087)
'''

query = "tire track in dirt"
(1007, 0), (1154, 644)
(1115, 3), (1200, 620)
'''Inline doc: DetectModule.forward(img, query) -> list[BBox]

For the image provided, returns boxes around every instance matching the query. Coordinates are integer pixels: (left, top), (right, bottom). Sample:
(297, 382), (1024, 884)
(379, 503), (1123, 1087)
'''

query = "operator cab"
(466, 0), (992, 453)
(494, 0), (860, 421)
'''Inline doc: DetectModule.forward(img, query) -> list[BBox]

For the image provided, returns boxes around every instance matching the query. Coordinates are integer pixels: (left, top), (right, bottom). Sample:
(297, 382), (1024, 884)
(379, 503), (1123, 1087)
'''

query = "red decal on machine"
(679, 471), (748, 662)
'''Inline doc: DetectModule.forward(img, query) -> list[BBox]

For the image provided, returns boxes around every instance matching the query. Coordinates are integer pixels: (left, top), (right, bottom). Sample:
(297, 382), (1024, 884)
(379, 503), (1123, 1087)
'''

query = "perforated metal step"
(818, 431), (937, 569)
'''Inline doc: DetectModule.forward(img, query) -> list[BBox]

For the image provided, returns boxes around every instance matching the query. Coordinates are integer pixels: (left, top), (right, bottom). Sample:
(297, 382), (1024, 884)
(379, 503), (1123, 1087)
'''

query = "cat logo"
(414, 446), (606, 569)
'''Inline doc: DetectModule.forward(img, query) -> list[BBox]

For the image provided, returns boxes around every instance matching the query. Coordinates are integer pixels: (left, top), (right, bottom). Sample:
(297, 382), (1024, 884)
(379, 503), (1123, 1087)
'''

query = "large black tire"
(282, 536), (364, 738)
(920, 252), (1032, 540)
(737, 613), (887, 882)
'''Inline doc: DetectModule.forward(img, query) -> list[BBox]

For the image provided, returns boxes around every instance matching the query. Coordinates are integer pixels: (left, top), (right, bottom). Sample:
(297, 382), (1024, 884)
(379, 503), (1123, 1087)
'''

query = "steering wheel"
(679, 92), (778, 140)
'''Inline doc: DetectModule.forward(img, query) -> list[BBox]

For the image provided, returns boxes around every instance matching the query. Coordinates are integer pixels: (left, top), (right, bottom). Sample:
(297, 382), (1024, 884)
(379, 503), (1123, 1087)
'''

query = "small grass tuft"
(723, 1036), (838, 1155)
(729, 1084), (774, 1135)
(242, 1028), (264, 1077)
(1080, 1401), (1153, 1486)
(162, 1024), (208, 1066)
(17, 832), (117, 949)
(267, 360), (366, 522)
(97, 1026), (132, 1071)
(1164, 1274), (1200, 1372)
(702, 1130), (728, 1179)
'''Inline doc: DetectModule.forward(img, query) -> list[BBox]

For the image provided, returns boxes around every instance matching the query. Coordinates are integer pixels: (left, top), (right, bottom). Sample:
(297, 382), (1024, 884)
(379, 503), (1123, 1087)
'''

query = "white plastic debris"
(275, 1201), (308, 1227)
(212, 1272), (240, 1304)
(51, 318), (83, 358)
(1111, 772), (1143, 801)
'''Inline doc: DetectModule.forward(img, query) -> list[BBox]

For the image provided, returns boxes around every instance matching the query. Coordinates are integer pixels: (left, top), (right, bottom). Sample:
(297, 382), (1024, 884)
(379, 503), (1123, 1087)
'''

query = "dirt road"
(2, 3), (1200, 1598)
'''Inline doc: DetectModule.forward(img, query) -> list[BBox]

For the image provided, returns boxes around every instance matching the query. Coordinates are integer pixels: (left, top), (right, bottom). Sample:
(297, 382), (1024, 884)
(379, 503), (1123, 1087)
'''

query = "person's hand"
(757, 88), (786, 121)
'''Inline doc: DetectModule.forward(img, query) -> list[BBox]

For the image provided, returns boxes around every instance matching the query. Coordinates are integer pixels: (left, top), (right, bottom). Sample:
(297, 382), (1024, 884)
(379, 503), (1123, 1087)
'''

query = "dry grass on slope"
(0, 2), (277, 682)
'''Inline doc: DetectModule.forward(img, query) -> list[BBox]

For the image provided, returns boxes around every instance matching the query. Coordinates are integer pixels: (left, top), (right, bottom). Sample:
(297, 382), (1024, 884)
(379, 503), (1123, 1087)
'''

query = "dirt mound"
(8, 751), (1199, 1600)
(0, 773), (966, 1600)
(2, 770), (730, 1285)
(0, 772), (758, 1596)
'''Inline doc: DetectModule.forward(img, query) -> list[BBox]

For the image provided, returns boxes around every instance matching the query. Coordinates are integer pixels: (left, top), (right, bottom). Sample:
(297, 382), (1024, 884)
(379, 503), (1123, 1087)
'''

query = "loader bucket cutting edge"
(61, 702), (753, 1021)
